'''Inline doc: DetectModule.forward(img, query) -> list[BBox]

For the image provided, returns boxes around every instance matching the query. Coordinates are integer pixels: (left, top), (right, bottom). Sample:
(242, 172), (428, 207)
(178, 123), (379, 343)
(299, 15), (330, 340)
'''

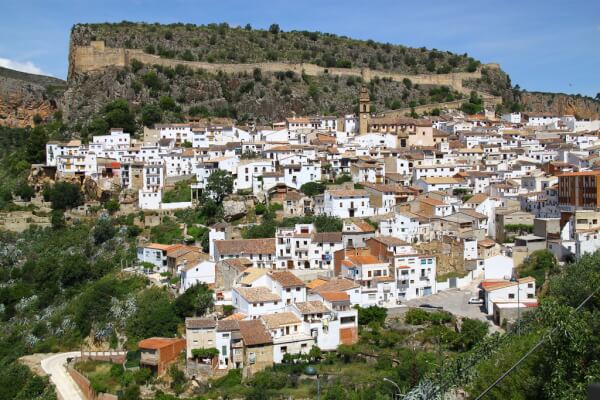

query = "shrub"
(14, 183), (34, 201)
(104, 199), (120, 214)
(405, 308), (430, 325)
(300, 181), (326, 197)
(191, 347), (219, 359)
(47, 182), (83, 210)
(159, 96), (177, 111)
(268, 24), (280, 34)
(354, 305), (387, 326)
(130, 59), (143, 73)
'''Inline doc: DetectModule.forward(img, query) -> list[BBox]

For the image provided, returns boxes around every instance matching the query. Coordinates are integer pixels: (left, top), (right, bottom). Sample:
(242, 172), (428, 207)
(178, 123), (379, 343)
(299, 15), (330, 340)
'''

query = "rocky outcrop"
(223, 200), (247, 221)
(518, 92), (600, 120)
(0, 67), (66, 128)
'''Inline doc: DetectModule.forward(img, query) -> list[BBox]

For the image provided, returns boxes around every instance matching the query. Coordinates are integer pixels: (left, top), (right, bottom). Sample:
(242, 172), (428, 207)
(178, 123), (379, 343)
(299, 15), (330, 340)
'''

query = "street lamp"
(305, 366), (320, 400)
(510, 275), (520, 335)
(383, 377), (402, 399)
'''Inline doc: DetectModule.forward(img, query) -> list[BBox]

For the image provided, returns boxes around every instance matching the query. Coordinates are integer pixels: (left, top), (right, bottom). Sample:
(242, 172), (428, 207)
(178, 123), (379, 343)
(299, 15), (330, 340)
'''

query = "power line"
(474, 284), (600, 400)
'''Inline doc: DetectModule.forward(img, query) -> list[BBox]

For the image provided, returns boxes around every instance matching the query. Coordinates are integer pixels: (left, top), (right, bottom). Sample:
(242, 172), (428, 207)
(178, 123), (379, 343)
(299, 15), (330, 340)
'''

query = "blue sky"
(1, 0), (599, 96)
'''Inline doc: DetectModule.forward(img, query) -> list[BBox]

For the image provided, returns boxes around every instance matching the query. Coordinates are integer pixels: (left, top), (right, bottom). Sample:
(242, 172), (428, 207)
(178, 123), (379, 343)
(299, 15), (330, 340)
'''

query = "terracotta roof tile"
(294, 300), (332, 314)
(138, 337), (185, 350)
(261, 312), (301, 329)
(185, 318), (216, 329)
(234, 286), (281, 303)
(239, 320), (272, 346)
(311, 278), (360, 293)
(270, 271), (305, 288)
(215, 238), (276, 255)
(319, 291), (350, 302)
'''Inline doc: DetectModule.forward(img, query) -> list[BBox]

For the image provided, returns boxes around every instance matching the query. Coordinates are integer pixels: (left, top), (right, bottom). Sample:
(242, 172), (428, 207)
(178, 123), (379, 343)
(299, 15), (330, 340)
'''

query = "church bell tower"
(358, 85), (370, 134)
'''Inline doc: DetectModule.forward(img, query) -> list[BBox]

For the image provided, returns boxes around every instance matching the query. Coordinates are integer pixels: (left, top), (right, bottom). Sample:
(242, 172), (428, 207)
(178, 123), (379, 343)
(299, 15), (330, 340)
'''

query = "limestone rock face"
(120, 188), (138, 204)
(223, 200), (247, 221)
(0, 67), (65, 128)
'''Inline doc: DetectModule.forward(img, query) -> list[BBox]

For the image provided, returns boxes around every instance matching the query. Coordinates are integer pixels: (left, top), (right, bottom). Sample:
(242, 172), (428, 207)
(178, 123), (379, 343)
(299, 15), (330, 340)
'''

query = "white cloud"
(0, 57), (44, 75)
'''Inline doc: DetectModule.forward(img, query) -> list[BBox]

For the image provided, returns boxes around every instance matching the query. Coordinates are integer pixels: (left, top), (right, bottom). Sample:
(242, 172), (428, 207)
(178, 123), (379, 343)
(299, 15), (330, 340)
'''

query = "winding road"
(41, 352), (85, 400)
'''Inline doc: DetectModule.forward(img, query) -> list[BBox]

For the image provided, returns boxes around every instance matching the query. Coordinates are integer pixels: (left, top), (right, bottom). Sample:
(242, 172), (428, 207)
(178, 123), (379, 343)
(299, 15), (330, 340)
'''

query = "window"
(528, 283), (533, 288)
(508, 293), (515, 299)
(527, 294), (534, 299)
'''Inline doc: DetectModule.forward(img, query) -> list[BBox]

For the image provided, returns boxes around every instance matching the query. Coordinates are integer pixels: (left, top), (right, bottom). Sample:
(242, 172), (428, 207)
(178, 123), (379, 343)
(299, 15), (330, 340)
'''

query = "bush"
(355, 305), (387, 326)
(93, 217), (116, 245)
(159, 96), (178, 111)
(334, 174), (352, 184)
(406, 308), (453, 325)
(14, 183), (34, 201)
(269, 24), (280, 34)
(191, 347), (219, 359)
(47, 182), (83, 210)
(141, 104), (162, 127)
(104, 199), (120, 214)
(405, 308), (430, 325)
(130, 59), (143, 73)
(150, 217), (182, 243)
(300, 181), (326, 197)
(174, 283), (214, 318)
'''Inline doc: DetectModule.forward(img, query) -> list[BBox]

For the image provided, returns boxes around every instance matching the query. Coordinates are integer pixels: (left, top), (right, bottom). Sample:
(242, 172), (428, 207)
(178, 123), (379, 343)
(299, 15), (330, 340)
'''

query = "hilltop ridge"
(1, 22), (599, 130)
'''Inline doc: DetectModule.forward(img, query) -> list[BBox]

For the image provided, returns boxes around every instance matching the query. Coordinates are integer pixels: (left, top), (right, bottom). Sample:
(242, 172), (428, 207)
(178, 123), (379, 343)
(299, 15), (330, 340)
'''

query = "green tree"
(455, 318), (488, 351)
(50, 210), (65, 230)
(313, 215), (343, 232)
(93, 217), (116, 245)
(269, 24), (280, 34)
(48, 182), (83, 210)
(130, 58), (143, 73)
(169, 365), (186, 395)
(174, 283), (214, 318)
(519, 249), (557, 287)
(26, 126), (48, 163)
(205, 170), (233, 203)
(140, 104), (162, 127)
(103, 99), (137, 133)
(142, 71), (161, 90)
(159, 96), (177, 111)
(300, 182), (326, 197)
(461, 91), (484, 115)
(14, 182), (34, 201)
(104, 199), (120, 214)
(127, 288), (179, 340)
(355, 305), (387, 326)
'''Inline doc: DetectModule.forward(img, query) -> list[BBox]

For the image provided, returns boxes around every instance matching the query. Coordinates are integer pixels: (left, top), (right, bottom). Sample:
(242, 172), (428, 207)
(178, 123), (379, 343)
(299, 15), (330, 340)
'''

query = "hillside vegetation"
(72, 22), (481, 74)
(60, 22), (517, 128)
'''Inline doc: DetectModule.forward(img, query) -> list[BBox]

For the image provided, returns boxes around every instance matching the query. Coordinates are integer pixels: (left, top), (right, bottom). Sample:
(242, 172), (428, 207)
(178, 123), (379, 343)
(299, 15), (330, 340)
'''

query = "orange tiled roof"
(320, 291), (350, 302)
(138, 337), (185, 349)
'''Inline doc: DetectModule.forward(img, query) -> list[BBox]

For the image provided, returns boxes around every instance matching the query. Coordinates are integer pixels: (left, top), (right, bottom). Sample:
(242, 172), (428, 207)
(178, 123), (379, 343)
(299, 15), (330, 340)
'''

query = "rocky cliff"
(517, 91), (600, 120)
(2, 22), (598, 130)
(0, 67), (66, 128)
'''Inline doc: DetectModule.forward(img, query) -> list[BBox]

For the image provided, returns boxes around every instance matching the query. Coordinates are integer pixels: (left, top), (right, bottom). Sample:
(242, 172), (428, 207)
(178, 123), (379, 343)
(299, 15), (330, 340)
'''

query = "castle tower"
(358, 85), (370, 134)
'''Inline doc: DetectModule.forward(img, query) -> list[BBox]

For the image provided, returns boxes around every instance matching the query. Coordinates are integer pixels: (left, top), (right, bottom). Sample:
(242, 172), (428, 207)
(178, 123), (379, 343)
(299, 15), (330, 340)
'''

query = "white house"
(322, 189), (374, 219)
(232, 286), (284, 318)
(483, 254), (514, 280)
(482, 277), (536, 315)
(180, 260), (216, 293)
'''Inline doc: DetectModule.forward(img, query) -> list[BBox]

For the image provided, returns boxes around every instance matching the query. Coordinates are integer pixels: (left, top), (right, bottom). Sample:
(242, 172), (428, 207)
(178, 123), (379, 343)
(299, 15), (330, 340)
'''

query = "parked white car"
(468, 297), (484, 305)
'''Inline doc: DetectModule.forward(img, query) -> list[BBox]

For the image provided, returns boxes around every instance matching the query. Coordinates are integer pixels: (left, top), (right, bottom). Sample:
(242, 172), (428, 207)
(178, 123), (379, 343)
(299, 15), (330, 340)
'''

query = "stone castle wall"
(70, 41), (493, 96)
